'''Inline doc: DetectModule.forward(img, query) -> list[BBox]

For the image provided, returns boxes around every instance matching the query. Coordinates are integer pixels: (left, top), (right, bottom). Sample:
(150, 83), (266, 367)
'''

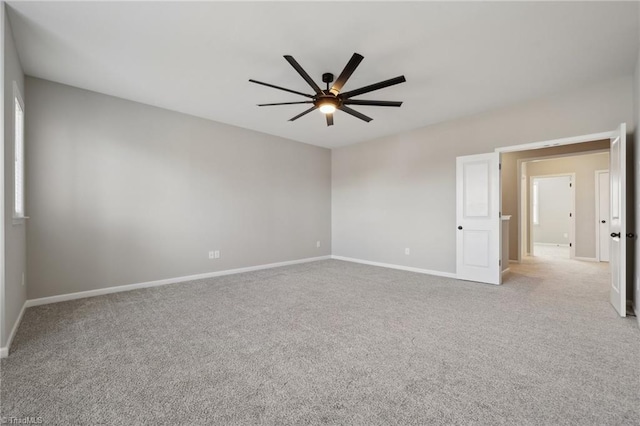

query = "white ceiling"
(7, 1), (639, 148)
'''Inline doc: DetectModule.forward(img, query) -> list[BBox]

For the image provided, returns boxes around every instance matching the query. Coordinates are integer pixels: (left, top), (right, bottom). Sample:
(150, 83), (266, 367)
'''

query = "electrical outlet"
(316, 241), (321, 248)
(214, 250), (220, 259)
(405, 248), (410, 255)
(208, 251), (215, 259)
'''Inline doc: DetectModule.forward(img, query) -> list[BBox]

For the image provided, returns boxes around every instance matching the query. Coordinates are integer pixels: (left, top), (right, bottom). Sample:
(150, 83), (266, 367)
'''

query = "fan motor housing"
(314, 95), (340, 109)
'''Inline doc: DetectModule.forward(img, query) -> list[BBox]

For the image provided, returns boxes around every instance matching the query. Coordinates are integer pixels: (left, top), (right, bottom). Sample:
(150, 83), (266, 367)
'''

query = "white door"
(609, 123), (626, 317)
(456, 152), (501, 285)
(597, 171), (610, 262)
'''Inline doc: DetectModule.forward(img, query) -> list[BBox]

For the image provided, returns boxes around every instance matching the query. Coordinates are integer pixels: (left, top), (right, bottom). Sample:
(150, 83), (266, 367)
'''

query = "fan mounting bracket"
(322, 73), (334, 84)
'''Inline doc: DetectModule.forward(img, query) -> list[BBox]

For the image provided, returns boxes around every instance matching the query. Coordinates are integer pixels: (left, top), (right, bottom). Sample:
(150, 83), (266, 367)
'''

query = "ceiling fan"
(249, 53), (406, 126)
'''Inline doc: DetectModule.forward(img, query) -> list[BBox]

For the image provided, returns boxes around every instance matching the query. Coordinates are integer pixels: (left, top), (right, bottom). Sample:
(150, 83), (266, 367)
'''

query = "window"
(14, 83), (25, 219)
(532, 180), (539, 225)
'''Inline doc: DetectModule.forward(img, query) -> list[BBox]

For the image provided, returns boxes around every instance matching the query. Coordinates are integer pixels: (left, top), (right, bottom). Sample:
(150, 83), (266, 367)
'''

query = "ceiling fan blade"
(326, 113), (334, 127)
(343, 100), (403, 107)
(289, 106), (318, 122)
(330, 53), (364, 95)
(339, 105), (372, 123)
(257, 101), (314, 106)
(249, 79), (314, 99)
(340, 76), (406, 99)
(284, 55), (323, 95)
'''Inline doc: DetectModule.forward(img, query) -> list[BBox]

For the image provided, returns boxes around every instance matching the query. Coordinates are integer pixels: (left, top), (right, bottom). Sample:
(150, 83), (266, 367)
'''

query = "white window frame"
(13, 82), (26, 224)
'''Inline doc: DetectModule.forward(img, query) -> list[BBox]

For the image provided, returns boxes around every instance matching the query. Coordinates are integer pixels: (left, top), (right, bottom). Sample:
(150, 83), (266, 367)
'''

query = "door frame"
(520, 161), (528, 259)
(528, 173), (576, 259)
(496, 131), (615, 154)
(0, 3), (5, 354)
(595, 169), (610, 262)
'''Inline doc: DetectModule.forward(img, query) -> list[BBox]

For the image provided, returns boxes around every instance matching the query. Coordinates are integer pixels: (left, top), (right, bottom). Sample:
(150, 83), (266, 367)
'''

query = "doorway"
(530, 174), (574, 259)
(456, 124), (629, 317)
(498, 126), (627, 317)
(514, 148), (609, 262)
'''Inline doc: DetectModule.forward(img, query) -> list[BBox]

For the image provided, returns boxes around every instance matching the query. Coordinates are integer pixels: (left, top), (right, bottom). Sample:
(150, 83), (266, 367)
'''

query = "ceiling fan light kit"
(250, 53), (406, 127)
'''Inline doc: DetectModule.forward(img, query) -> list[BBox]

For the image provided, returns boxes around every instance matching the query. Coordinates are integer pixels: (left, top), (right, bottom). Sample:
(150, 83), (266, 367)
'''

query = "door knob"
(627, 233), (635, 239)
(601, 220), (606, 224)
(611, 232), (621, 238)
(457, 226), (463, 230)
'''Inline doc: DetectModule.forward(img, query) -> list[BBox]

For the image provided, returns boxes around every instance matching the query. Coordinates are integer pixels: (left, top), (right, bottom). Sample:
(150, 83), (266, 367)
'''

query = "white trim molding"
(574, 256), (598, 262)
(0, 301), (27, 358)
(26, 256), (331, 308)
(331, 255), (457, 279)
(495, 131), (614, 153)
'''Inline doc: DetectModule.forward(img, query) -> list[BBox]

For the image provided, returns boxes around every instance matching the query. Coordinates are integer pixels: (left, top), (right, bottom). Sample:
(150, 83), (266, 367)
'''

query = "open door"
(456, 152), (502, 285)
(609, 123), (626, 316)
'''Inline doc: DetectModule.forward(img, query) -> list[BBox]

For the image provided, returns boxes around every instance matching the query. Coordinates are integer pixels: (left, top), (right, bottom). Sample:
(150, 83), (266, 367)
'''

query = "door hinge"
(569, 243), (572, 247)
(569, 183), (572, 188)
(499, 259), (502, 266)
(569, 212), (572, 217)
(499, 163), (502, 170)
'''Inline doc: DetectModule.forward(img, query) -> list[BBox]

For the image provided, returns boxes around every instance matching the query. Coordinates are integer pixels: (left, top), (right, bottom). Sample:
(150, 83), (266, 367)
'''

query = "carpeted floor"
(1, 258), (638, 425)
(532, 243), (570, 258)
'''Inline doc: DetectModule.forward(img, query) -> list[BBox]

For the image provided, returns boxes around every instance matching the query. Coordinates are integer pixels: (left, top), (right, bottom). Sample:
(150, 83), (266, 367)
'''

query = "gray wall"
(25, 77), (331, 299)
(2, 5), (25, 348)
(501, 140), (610, 260)
(532, 176), (571, 246)
(526, 152), (610, 258)
(332, 76), (633, 274)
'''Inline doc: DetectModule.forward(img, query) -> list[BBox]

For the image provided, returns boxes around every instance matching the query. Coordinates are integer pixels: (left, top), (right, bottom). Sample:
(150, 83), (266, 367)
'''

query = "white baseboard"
(331, 255), (457, 279)
(0, 301), (27, 358)
(508, 260), (519, 264)
(502, 268), (510, 274)
(534, 243), (570, 247)
(25, 255), (331, 308)
(574, 256), (598, 262)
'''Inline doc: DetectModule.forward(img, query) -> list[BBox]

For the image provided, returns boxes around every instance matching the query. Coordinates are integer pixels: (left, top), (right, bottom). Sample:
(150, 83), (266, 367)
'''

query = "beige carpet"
(1, 257), (638, 425)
